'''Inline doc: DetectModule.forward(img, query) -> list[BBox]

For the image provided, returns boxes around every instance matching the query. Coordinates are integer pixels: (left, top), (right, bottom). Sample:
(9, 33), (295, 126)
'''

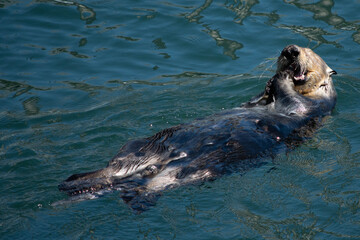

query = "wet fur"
(58, 45), (337, 212)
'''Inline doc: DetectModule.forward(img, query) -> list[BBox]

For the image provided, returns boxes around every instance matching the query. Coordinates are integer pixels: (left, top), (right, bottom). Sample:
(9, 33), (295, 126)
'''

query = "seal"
(58, 45), (337, 211)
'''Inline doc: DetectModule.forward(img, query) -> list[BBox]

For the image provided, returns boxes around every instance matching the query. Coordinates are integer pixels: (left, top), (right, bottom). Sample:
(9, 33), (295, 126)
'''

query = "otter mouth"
(289, 62), (307, 83)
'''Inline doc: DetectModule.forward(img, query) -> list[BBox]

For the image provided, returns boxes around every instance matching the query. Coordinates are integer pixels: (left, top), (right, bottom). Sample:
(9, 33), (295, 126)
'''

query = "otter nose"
(282, 45), (300, 59)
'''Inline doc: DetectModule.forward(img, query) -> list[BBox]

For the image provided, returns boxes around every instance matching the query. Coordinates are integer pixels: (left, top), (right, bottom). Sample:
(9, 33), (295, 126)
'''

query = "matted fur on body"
(58, 45), (337, 211)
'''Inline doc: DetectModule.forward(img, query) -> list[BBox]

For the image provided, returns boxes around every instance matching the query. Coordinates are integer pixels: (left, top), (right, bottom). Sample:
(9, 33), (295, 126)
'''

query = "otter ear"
(329, 69), (337, 76)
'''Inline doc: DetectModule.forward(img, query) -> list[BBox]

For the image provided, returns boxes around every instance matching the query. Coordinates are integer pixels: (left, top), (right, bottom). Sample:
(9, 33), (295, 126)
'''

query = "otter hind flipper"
(59, 126), (182, 197)
(58, 169), (112, 196)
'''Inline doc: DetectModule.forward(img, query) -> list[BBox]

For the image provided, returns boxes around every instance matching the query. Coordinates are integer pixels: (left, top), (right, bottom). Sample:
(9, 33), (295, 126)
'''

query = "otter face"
(277, 45), (337, 99)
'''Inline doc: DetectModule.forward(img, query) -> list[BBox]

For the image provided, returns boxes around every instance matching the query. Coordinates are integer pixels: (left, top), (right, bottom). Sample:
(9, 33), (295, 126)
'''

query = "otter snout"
(281, 45), (300, 60)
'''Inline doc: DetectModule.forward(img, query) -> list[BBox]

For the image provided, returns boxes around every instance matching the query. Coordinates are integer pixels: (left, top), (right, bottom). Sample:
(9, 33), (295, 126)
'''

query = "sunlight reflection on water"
(1, 0), (360, 239)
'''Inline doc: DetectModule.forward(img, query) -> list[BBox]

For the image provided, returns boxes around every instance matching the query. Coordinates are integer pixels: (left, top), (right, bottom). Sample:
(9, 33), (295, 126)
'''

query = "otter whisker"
(258, 53), (278, 82)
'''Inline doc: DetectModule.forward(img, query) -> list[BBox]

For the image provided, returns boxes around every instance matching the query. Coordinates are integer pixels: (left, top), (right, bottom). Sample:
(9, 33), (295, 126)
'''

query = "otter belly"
(59, 107), (310, 211)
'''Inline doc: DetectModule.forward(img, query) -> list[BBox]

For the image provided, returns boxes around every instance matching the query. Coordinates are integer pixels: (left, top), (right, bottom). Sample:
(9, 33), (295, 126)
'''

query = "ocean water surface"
(1, 0), (360, 239)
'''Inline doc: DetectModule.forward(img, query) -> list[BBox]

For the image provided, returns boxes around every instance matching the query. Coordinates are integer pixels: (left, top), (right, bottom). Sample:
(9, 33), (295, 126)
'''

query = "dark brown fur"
(58, 45), (337, 212)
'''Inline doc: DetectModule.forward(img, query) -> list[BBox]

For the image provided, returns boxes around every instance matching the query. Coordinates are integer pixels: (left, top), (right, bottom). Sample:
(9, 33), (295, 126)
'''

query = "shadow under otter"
(58, 45), (337, 212)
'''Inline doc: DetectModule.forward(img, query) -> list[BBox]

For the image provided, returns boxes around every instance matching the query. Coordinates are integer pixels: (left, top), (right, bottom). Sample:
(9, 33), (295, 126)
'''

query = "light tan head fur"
(277, 45), (336, 98)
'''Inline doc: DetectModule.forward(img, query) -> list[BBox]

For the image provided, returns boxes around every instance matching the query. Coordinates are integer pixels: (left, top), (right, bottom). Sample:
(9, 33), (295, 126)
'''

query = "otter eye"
(329, 70), (337, 76)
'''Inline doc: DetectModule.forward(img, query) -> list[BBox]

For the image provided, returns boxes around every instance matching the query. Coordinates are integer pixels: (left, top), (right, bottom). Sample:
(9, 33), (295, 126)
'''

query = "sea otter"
(58, 45), (337, 211)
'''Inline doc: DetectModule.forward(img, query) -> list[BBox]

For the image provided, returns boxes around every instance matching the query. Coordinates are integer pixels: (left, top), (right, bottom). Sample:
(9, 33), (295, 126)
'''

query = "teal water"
(1, 0), (360, 239)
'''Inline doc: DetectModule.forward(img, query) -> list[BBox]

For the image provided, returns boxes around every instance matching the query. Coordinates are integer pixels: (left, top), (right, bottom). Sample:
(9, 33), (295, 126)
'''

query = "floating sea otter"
(58, 45), (337, 211)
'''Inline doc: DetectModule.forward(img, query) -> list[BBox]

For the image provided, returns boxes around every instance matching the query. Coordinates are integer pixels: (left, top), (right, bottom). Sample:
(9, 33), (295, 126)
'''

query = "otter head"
(277, 45), (337, 100)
